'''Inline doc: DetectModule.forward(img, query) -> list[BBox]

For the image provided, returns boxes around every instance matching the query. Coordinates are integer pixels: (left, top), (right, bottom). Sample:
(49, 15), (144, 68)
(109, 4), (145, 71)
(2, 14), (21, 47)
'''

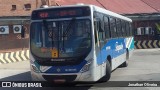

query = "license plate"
(54, 79), (66, 83)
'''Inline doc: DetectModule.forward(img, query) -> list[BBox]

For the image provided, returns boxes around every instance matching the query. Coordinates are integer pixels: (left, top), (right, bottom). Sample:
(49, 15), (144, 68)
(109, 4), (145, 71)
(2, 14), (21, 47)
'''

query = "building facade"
(0, 0), (57, 52)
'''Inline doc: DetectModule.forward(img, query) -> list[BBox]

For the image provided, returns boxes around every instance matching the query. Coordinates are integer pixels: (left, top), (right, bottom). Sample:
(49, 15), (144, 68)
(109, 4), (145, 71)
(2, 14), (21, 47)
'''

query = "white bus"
(29, 4), (134, 82)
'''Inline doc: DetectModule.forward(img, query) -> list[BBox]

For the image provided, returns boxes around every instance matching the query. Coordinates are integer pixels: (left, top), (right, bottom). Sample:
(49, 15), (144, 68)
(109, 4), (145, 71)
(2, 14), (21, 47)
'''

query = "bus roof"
(91, 5), (132, 22)
(34, 4), (132, 22)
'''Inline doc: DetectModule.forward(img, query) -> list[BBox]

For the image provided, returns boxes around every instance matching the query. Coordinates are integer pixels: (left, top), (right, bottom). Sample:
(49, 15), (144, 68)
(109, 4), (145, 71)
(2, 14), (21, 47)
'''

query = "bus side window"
(94, 20), (98, 44)
(104, 16), (110, 39)
(109, 17), (117, 38)
(126, 22), (130, 37)
(121, 20), (126, 37)
(94, 12), (105, 41)
(116, 19), (122, 37)
(120, 20), (123, 37)
(98, 20), (104, 41)
(129, 23), (133, 36)
(94, 30), (97, 44)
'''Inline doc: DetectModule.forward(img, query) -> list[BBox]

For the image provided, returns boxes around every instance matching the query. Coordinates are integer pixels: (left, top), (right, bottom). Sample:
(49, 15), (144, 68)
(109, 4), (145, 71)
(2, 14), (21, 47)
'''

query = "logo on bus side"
(115, 42), (123, 51)
(106, 46), (111, 50)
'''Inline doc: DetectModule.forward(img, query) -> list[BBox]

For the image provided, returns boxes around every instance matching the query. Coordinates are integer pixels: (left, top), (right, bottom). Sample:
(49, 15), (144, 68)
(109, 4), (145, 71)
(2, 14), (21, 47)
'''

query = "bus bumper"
(31, 69), (95, 82)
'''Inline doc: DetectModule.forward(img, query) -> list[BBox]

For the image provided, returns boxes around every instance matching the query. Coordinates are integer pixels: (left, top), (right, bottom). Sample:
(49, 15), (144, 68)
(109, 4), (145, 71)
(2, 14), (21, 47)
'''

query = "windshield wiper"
(63, 18), (76, 37)
(62, 18), (76, 52)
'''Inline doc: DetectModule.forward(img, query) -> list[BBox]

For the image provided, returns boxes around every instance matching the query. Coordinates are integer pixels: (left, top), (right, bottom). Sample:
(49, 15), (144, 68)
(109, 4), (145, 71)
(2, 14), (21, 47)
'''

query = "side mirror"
(21, 25), (25, 38)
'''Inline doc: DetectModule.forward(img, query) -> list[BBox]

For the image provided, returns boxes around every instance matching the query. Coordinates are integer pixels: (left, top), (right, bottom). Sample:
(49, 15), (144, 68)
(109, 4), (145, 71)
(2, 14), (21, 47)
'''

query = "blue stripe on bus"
(96, 38), (134, 65)
(129, 38), (134, 50)
(44, 60), (87, 73)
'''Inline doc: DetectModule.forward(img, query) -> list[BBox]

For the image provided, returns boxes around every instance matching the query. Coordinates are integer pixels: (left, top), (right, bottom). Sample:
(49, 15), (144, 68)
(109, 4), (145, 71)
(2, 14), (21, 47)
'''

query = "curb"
(0, 50), (29, 64)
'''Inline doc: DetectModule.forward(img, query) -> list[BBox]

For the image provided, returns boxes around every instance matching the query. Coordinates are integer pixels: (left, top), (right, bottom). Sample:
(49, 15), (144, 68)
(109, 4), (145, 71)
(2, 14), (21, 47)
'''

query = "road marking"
(0, 54), (7, 64)
(148, 40), (152, 48)
(10, 52), (17, 62)
(16, 51), (22, 61)
(137, 41), (141, 49)
(142, 40), (147, 49)
(5, 53), (12, 63)
(153, 40), (158, 48)
(26, 50), (29, 59)
(21, 50), (27, 60)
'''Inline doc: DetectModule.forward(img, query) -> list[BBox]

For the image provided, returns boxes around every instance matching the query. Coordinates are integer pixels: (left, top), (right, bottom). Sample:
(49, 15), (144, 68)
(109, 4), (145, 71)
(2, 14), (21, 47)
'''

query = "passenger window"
(116, 19), (122, 37)
(109, 17), (117, 38)
(126, 22), (130, 37)
(104, 16), (110, 39)
(121, 21), (126, 37)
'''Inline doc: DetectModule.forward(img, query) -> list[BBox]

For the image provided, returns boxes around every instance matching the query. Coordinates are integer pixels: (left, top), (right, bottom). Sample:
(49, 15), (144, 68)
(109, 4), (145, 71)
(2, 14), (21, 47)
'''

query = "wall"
(0, 0), (42, 16)
(0, 19), (30, 52)
(133, 20), (160, 49)
(0, 0), (58, 52)
(133, 20), (160, 41)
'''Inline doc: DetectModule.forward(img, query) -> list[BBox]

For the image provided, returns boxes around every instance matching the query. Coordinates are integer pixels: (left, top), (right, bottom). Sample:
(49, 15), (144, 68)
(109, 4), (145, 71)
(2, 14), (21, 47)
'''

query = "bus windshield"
(30, 19), (91, 58)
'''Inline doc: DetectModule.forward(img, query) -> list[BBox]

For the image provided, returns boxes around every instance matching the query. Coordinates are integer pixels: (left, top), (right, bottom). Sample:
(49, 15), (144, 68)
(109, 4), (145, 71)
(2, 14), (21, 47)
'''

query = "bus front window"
(30, 19), (92, 58)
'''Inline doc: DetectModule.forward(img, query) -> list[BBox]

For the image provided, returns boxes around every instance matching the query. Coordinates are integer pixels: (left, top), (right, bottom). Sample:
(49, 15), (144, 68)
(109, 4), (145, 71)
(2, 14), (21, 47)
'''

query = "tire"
(120, 50), (129, 67)
(98, 60), (111, 82)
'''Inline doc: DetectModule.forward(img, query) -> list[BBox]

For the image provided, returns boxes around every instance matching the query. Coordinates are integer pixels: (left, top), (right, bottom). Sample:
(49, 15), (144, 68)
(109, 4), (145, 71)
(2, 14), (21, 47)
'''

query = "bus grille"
(42, 75), (77, 82)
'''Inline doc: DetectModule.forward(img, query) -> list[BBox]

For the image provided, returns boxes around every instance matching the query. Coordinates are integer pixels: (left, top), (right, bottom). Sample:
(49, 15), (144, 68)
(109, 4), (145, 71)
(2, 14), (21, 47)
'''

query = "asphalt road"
(0, 49), (160, 90)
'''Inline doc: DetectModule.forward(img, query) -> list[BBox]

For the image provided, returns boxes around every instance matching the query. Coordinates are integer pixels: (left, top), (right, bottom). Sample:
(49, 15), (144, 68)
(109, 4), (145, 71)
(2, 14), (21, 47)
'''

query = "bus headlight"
(31, 64), (40, 73)
(80, 58), (93, 72)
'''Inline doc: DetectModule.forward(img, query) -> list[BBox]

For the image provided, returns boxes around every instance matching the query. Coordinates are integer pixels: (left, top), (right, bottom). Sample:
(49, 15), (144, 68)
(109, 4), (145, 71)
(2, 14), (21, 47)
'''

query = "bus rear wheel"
(98, 60), (111, 82)
(120, 50), (129, 67)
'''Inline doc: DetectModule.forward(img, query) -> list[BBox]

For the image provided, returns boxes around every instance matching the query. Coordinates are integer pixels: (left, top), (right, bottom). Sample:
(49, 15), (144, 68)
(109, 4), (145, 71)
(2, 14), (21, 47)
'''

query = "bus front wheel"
(98, 60), (111, 82)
